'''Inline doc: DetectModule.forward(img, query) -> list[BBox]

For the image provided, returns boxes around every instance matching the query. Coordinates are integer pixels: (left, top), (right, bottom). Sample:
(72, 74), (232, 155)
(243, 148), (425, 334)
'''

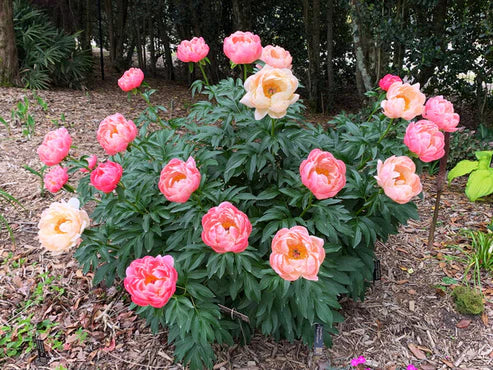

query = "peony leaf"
(465, 169), (493, 201)
(447, 160), (478, 184)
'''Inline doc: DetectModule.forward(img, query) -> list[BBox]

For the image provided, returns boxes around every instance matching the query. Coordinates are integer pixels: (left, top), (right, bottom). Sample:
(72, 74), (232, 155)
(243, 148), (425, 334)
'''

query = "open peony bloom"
(90, 161), (123, 193)
(118, 68), (144, 92)
(422, 95), (460, 132)
(80, 155), (98, 173)
(223, 31), (262, 64)
(97, 113), (137, 156)
(240, 65), (299, 120)
(300, 149), (346, 199)
(375, 156), (422, 204)
(261, 45), (292, 69)
(404, 120), (445, 162)
(37, 127), (72, 166)
(381, 82), (426, 121)
(407, 366), (417, 370)
(38, 198), (89, 253)
(44, 165), (69, 193)
(378, 74), (402, 91)
(177, 37), (209, 63)
(201, 202), (252, 253)
(124, 255), (177, 308)
(270, 226), (325, 281)
(158, 157), (201, 203)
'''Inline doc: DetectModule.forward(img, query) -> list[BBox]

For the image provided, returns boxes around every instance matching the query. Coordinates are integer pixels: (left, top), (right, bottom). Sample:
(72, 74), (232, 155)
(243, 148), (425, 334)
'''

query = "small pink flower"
(375, 156), (422, 204)
(422, 95), (460, 132)
(118, 68), (144, 92)
(300, 149), (346, 200)
(201, 202), (252, 254)
(404, 120), (445, 162)
(381, 82), (426, 121)
(44, 165), (69, 193)
(37, 127), (72, 166)
(378, 74), (402, 91)
(407, 365), (417, 370)
(80, 155), (98, 173)
(223, 31), (262, 64)
(123, 255), (177, 308)
(261, 45), (292, 69)
(270, 226), (325, 281)
(90, 161), (123, 193)
(158, 157), (201, 203)
(350, 356), (367, 366)
(97, 113), (137, 156)
(176, 37), (210, 63)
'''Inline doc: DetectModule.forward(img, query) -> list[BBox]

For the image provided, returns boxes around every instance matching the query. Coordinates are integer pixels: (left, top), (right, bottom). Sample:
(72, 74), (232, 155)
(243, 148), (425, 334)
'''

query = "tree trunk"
(0, 0), (19, 86)
(232, 0), (250, 30)
(326, 0), (335, 108)
(350, 0), (373, 95)
(303, 0), (321, 110)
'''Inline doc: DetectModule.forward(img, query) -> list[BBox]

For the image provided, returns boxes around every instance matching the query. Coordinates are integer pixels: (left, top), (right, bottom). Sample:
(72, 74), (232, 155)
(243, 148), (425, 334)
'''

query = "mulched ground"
(0, 71), (492, 370)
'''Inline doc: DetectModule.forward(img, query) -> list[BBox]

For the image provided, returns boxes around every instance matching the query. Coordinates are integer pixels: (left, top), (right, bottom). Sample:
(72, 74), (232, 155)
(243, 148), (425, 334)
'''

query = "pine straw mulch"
(0, 75), (492, 370)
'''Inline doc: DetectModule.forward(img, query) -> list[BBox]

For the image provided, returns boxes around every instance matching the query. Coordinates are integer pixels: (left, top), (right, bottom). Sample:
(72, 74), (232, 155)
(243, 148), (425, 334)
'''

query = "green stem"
(271, 118), (276, 137)
(376, 118), (394, 145)
(198, 63), (209, 86)
(300, 193), (314, 218)
(243, 64), (248, 81)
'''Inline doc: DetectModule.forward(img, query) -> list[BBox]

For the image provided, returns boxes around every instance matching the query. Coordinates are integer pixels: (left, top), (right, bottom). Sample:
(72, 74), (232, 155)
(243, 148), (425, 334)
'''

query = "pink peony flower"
(158, 157), (201, 203)
(407, 366), (417, 370)
(38, 198), (89, 253)
(90, 161), (123, 193)
(381, 82), (426, 121)
(223, 31), (262, 64)
(176, 37), (210, 63)
(261, 45), (292, 69)
(270, 226), (325, 281)
(118, 68), (144, 92)
(37, 127), (72, 166)
(201, 202), (252, 254)
(80, 155), (98, 173)
(97, 113), (137, 156)
(123, 255), (177, 308)
(422, 95), (460, 132)
(300, 149), (346, 199)
(404, 120), (445, 162)
(350, 356), (367, 366)
(44, 165), (69, 193)
(375, 156), (422, 204)
(378, 74), (402, 91)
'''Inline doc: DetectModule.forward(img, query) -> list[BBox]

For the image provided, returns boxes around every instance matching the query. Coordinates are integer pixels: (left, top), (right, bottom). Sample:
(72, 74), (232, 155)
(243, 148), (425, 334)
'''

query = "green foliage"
(452, 285), (484, 315)
(0, 188), (23, 243)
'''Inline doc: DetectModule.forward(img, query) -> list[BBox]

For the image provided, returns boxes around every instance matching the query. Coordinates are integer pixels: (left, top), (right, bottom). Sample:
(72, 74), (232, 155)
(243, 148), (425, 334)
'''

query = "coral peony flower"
(176, 37), (210, 63)
(158, 157), (201, 203)
(97, 113), (137, 156)
(381, 82), (426, 121)
(300, 149), (346, 199)
(404, 120), (445, 162)
(90, 161), (123, 193)
(378, 74), (402, 91)
(44, 165), (69, 193)
(422, 95), (460, 132)
(80, 155), (98, 173)
(350, 356), (367, 366)
(201, 202), (252, 253)
(37, 127), (72, 166)
(124, 255), (177, 308)
(261, 45), (292, 69)
(240, 65), (299, 120)
(269, 226), (325, 281)
(375, 156), (422, 204)
(38, 198), (89, 253)
(118, 68), (144, 92)
(223, 31), (262, 64)
(407, 366), (417, 370)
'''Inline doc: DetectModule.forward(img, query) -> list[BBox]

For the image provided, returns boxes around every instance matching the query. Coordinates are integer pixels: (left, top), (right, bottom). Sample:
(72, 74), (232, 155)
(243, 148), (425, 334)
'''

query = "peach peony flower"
(177, 37), (210, 63)
(201, 202), (252, 253)
(223, 31), (262, 64)
(158, 157), (201, 203)
(37, 127), (72, 166)
(300, 149), (346, 199)
(375, 156), (422, 204)
(269, 226), (325, 281)
(90, 161), (123, 193)
(118, 68), (144, 92)
(422, 95), (460, 132)
(38, 198), (89, 253)
(404, 120), (445, 162)
(240, 65), (299, 120)
(381, 82), (426, 121)
(97, 113), (137, 156)
(44, 165), (69, 193)
(378, 74), (402, 91)
(261, 45), (292, 69)
(80, 155), (98, 173)
(124, 255), (177, 308)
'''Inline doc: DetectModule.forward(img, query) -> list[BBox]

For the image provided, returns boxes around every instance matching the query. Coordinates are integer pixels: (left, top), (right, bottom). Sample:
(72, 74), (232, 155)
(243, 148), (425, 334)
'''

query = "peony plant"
(36, 33), (458, 369)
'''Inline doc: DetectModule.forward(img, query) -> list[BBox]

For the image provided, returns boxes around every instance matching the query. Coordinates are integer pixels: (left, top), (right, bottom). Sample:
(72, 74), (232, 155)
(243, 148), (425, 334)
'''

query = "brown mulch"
(1, 72), (492, 370)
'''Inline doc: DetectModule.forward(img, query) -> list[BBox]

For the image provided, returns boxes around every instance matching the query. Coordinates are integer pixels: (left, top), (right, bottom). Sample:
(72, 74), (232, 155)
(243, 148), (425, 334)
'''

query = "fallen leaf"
(416, 345), (432, 353)
(442, 359), (454, 368)
(408, 289), (417, 295)
(102, 337), (116, 352)
(396, 248), (409, 254)
(408, 343), (427, 360)
(481, 312), (488, 326)
(397, 280), (409, 285)
(456, 319), (471, 328)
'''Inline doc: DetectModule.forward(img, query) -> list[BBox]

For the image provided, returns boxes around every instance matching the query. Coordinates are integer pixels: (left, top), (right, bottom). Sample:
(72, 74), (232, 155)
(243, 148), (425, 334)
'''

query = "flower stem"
(300, 193), (314, 218)
(271, 118), (276, 137)
(243, 64), (248, 82)
(198, 63), (209, 86)
(376, 118), (394, 145)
